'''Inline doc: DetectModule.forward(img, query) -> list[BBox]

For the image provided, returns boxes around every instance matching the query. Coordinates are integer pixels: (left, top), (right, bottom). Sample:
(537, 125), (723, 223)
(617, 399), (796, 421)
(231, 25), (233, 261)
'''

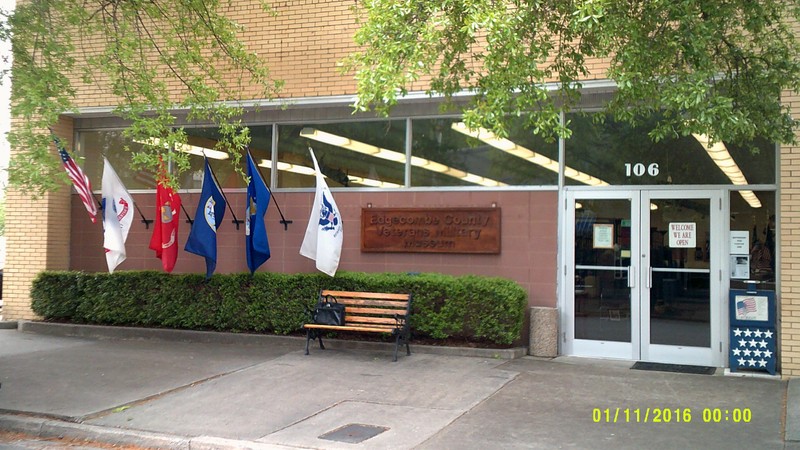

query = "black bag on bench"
(313, 294), (346, 326)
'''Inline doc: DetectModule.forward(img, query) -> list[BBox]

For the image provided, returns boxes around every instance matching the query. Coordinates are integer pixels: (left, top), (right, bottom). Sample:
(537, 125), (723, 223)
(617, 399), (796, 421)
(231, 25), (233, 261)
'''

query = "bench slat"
(321, 290), (410, 301)
(336, 299), (410, 308)
(346, 316), (403, 325)
(345, 307), (408, 316)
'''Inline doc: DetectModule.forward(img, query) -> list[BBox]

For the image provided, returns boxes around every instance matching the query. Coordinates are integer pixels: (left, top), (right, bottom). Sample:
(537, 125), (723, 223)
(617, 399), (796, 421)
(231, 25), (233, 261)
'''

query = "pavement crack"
(413, 370), (520, 449)
(78, 361), (267, 422)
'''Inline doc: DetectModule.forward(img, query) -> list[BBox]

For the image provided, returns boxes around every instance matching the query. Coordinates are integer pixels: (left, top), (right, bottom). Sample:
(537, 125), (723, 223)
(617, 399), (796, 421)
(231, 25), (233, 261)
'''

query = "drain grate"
(319, 423), (389, 444)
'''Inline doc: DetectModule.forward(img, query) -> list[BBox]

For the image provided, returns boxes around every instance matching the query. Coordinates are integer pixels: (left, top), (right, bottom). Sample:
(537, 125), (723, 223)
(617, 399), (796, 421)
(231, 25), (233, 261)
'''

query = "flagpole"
(203, 153), (244, 230)
(248, 149), (292, 231)
(163, 151), (194, 225)
(133, 196), (153, 229)
(180, 201), (194, 224)
(91, 192), (103, 210)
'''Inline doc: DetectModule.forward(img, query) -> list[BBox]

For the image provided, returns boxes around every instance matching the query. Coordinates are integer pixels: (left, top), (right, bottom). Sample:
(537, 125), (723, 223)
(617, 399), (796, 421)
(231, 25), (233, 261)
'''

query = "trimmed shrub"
(30, 271), (528, 345)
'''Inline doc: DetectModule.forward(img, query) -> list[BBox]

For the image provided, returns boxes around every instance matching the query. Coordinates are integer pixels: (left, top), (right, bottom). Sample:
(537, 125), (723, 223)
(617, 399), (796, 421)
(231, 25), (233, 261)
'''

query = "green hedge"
(30, 271), (528, 345)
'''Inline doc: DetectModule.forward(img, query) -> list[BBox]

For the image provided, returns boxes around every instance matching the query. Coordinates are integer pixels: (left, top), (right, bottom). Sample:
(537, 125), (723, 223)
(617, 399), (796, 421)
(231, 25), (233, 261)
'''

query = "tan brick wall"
(68, 0), (363, 107)
(778, 16), (800, 379)
(65, 0), (613, 108)
(2, 119), (74, 320)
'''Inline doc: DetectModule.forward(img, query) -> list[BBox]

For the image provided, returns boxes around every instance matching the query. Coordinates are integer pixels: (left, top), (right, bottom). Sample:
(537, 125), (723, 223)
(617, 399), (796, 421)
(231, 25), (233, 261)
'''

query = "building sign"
(668, 222), (696, 248)
(361, 207), (501, 253)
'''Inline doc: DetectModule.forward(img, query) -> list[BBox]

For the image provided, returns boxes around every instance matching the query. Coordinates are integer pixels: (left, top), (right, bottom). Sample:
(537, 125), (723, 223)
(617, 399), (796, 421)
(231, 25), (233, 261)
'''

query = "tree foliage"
(0, 0), (282, 196)
(346, 0), (800, 146)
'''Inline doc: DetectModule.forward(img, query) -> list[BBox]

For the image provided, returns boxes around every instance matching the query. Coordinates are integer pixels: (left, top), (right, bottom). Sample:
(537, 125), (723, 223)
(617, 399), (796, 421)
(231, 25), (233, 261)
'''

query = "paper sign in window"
(592, 224), (614, 249)
(669, 222), (696, 248)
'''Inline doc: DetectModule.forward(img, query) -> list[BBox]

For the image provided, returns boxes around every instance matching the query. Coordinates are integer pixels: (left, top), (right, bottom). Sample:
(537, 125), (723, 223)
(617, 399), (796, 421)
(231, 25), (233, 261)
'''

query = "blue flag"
(245, 151), (271, 274)
(185, 159), (226, 278)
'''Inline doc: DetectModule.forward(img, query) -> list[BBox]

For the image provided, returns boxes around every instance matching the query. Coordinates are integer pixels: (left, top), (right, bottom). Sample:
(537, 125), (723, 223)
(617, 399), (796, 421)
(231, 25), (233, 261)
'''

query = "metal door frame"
(561, 188), (725, 366)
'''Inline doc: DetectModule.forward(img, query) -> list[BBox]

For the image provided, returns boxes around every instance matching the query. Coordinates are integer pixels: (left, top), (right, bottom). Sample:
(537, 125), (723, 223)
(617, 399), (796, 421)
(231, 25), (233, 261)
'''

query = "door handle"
(646, 267), (653, 289)
(628, 266), (635, 288)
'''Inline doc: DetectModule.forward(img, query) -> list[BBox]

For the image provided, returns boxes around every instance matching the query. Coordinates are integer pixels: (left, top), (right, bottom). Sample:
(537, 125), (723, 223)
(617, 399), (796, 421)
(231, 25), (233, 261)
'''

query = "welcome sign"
(361, 207), (501, 253)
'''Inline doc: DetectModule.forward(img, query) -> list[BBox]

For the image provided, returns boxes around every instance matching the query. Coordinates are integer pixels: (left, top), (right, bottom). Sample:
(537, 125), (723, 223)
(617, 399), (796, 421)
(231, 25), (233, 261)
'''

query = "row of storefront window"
(76, 113), (776, 191)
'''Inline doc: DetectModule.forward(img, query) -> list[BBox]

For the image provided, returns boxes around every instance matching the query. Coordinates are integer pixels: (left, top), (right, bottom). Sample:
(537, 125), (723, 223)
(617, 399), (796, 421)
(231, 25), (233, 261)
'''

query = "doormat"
(631, 362), (716, 375)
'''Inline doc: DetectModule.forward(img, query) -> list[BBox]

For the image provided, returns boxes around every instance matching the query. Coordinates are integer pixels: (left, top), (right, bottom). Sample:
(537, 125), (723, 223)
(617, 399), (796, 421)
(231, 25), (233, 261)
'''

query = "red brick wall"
(70, 190), (559, 308)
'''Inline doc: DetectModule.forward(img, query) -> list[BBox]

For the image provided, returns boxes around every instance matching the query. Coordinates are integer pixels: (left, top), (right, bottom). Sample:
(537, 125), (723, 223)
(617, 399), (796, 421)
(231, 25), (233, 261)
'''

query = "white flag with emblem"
(300, 147), (343, 276)
(102, 158), (135, 273)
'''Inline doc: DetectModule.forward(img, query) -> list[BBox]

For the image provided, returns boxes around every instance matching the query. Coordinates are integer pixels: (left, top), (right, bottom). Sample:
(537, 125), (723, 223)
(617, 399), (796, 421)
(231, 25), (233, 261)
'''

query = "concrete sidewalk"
(0, 322), (796, 449)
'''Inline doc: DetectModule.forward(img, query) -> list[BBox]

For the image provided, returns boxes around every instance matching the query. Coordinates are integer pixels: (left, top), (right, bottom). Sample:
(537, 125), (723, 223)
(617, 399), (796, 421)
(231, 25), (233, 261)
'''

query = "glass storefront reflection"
(649, 197), (711, 348)
(730, 191), (776, 292)
(565, 113), (776, 186)
(280, 121), (406, 189)
(574, 199), (632, 343)
(575, 268), (632, 342)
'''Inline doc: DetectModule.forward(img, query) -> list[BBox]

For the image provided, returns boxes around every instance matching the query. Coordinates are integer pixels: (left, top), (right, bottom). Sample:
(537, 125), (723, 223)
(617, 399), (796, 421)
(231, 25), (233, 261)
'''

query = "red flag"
(149, 161), (182, 273)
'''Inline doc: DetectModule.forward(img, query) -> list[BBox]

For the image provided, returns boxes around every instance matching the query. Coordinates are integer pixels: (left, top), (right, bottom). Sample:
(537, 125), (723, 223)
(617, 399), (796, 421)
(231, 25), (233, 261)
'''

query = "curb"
(0, 414), (296, 450)
(0, 321), (18, 330)
(0, 414), (190, 449)
(16, 321), (527, 360)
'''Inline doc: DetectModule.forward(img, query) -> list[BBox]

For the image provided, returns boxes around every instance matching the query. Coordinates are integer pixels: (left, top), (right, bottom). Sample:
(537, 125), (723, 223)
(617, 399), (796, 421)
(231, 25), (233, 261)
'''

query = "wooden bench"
(304, 290), (413, 361)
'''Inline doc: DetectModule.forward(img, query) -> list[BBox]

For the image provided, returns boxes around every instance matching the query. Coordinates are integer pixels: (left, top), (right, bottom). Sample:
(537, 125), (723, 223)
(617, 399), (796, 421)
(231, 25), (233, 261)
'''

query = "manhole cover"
(319, 423), (389, 444)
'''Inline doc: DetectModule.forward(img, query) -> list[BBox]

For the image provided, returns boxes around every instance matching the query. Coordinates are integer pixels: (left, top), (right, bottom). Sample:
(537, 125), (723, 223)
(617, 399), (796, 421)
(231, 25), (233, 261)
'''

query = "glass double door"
(564, 190), (722, 366)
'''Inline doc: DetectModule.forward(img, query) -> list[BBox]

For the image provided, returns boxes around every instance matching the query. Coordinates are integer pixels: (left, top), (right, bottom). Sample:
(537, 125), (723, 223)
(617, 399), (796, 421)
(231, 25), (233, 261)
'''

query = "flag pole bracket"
(141, 218), (154, 229)
(280, 219), (293, 231)
(232, 218), (244, 230)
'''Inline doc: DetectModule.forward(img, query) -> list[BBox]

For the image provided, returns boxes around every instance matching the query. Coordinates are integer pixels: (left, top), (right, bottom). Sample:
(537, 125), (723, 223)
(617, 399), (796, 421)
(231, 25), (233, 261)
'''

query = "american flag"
(55, 136), (98, 223)
(738, 297), (758, 315)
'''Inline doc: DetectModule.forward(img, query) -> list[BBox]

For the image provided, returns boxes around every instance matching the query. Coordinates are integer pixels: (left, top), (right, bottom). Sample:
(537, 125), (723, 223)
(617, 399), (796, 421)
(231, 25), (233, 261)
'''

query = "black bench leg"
(393, 334), (401, 362)
(305, 329), (326, 355)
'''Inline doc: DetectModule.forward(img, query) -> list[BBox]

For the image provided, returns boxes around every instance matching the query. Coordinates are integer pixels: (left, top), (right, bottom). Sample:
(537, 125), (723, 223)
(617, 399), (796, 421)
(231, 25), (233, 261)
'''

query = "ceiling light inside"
(692, 134), (761, 208)
(451, 122), (609, 187)
(300, 127), (507, 187)
(136, 137), (230, 160)
(259, 160), (401, 188)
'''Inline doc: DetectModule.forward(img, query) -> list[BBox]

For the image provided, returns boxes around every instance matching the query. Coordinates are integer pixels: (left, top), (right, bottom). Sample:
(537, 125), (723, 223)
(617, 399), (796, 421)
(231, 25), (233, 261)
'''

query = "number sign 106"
(625, 163), (660, 177)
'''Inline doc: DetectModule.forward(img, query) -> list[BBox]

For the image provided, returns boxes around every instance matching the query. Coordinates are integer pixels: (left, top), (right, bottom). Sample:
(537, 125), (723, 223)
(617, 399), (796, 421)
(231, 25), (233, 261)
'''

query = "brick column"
(780, 16), (800, 377)
(2, 118), (74, 320)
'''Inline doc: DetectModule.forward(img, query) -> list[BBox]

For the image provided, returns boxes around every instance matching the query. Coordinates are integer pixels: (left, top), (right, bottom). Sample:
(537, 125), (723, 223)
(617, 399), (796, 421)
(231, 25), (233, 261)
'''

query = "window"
(730, 191), (776, 292)
(565, 113), (776, 186)
(181, 126), (272, 189)
(78, 127), (272, 190)
(79, 130), (153, 190)
(412, 117), (559, 187)
(278, 121), (406, 188)
(78, 111), (776, 191)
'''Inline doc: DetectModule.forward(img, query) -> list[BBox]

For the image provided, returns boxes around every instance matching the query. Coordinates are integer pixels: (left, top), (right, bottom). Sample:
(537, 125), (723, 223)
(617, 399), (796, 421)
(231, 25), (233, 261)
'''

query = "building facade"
(3, 1), (798, 376)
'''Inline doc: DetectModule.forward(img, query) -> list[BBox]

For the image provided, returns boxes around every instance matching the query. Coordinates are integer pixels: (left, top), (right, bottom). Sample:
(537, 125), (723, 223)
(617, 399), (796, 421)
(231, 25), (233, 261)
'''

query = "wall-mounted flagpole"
(180, 201), (194, 225)
(204, 153), (244, 230)
(251, 153), (292, 231)
(134, 202), (154, 229)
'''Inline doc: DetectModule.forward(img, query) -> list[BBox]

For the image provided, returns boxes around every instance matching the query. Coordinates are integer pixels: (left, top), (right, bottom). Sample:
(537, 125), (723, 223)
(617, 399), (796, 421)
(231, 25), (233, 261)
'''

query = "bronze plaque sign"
(361, 207), (501, 253)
